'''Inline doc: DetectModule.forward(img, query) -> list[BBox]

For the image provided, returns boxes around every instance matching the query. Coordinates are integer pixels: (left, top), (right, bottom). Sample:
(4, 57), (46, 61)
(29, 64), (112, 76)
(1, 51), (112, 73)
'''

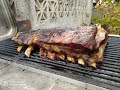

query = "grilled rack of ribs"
(12, 24), (108, 68)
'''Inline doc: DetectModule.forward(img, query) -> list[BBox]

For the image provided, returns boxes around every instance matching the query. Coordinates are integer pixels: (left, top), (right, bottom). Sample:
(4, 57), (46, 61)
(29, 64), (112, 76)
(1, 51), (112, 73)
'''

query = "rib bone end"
(78, 59), (84, 65)
(25, 46), (33, 57)
(17, 45), (23, 52)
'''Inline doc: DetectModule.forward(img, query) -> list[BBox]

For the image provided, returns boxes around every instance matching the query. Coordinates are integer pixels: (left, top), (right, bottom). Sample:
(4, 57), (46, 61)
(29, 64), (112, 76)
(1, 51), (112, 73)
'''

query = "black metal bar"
(0, 36), (120, 90)
(21, 56), (120, 78)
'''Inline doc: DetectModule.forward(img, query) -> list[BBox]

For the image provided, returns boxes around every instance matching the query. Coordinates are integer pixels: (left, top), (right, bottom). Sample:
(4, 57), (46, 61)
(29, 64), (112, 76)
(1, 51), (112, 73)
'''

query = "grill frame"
(0, 36), (120, 90)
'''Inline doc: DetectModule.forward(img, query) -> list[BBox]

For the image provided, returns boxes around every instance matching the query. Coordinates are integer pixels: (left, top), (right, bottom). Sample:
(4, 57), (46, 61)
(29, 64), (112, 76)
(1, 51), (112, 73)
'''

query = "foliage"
(91, 0), (120, 35)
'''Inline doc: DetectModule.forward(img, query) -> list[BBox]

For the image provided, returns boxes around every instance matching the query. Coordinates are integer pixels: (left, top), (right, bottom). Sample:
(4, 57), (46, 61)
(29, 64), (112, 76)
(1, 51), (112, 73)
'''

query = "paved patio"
(0, 59), (108, 90)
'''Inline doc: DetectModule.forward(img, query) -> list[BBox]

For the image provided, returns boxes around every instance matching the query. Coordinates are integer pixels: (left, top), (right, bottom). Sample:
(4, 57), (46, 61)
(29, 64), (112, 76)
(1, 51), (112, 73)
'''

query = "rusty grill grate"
(0, 36), (120, 90)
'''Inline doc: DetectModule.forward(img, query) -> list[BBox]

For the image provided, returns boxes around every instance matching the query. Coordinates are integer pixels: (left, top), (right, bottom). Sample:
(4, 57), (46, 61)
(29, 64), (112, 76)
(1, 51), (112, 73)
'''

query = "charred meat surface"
(12, 25), (108, 68)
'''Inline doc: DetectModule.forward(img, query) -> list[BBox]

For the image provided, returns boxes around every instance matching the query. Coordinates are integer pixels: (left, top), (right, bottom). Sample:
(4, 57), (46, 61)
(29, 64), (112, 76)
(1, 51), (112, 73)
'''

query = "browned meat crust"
(13, 25), (108, 68)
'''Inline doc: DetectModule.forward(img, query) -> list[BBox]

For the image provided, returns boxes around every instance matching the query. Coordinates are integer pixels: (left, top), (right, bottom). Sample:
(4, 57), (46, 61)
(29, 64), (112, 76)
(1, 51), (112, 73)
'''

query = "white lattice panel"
(8, 0), (93, 30)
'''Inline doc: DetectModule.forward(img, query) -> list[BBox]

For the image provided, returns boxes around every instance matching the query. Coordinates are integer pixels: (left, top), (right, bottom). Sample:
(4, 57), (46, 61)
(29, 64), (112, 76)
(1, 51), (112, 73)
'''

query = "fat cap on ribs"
(12, 26), (105, 51)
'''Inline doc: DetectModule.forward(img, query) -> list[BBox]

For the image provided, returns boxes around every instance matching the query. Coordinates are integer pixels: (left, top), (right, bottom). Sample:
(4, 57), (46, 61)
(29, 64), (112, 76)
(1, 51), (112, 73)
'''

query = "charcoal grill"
(0, 1), (120, 90)
(0, 36), (120, 90)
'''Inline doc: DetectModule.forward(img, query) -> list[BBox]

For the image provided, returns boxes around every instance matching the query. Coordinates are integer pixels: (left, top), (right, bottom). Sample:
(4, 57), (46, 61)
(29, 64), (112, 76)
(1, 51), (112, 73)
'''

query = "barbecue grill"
(0, 0), (120, 90)
(0, 36), (120, 90)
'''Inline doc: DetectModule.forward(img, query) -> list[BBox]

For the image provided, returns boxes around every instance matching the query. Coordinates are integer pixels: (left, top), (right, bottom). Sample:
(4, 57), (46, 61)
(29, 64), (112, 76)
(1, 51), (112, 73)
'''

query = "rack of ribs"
(12, 24), (108, 68)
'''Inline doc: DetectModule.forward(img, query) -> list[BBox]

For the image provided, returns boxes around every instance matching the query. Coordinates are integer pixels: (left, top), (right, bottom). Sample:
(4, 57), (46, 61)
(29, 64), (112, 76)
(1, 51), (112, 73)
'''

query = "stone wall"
(8, 0), (93, 30)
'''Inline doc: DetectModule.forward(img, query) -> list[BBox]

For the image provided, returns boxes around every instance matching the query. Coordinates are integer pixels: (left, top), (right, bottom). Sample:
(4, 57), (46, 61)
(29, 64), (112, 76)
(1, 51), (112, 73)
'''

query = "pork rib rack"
(12, 25), (108, 68)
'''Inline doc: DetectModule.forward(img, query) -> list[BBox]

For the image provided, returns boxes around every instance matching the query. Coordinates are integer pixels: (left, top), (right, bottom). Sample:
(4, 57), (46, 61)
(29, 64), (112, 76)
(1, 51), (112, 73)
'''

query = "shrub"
(91, 0), (120, 35)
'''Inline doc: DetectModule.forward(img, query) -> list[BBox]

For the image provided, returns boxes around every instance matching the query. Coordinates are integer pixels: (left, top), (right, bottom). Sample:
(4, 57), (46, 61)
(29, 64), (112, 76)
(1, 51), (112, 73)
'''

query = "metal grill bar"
(0, 36), (120, 90)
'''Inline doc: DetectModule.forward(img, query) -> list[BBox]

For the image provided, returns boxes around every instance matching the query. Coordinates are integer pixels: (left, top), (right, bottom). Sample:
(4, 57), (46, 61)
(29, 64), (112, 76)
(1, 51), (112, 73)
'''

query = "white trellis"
(8, 0), (93, 30)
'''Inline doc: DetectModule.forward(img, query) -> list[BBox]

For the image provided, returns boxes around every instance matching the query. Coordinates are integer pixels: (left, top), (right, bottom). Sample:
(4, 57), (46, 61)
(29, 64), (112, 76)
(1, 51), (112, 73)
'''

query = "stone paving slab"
(0, 59), (109, 90)
(49, 80), (86, 90)
(0, 63), (55, 90)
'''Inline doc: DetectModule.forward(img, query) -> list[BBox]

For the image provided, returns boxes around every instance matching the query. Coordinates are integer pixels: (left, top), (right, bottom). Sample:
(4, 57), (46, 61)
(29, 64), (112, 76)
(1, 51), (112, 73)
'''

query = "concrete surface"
(0, 59), (109, 90)
(8, 0), (92, 30)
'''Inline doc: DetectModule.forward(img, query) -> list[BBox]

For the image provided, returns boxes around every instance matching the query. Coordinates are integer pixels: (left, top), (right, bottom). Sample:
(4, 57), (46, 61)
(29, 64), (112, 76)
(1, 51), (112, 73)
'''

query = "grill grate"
(0, 36), (120, 90)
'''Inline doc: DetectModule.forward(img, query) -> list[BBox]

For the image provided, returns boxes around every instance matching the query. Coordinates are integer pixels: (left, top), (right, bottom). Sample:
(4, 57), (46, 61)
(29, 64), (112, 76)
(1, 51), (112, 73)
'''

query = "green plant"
(91, 0), (120, 35)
